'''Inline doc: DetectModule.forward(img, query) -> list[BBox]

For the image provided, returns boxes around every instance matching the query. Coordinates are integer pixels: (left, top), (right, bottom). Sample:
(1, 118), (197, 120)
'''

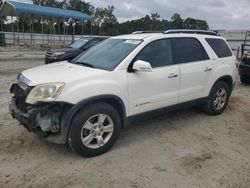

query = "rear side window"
(206, 38), (232, 58)
(170, 38), (209, 64)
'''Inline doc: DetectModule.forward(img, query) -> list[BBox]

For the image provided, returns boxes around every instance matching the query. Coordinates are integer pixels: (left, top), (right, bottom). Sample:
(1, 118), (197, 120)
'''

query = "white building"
(218, 30), (250, 57)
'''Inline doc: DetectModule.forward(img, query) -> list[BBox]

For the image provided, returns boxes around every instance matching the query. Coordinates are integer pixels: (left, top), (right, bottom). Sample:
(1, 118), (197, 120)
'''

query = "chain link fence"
(0, 31), (96, 51)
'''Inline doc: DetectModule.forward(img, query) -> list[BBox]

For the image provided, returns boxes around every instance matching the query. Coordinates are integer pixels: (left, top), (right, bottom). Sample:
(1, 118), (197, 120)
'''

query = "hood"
(21, 61), (107, 86)
(48, 48), (78, 53)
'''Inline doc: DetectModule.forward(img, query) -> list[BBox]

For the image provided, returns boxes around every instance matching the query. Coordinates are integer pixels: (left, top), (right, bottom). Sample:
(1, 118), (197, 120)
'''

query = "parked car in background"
(239, 51), (250, 83)
(44, 37), (107, 64)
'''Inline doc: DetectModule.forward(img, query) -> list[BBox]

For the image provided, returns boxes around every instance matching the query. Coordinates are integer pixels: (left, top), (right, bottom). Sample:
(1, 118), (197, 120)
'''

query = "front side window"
(171, 38), (209, 64)
(206, 38), (233, 58)
(135, 39), (173, 68)
(74, 39), (142, 70)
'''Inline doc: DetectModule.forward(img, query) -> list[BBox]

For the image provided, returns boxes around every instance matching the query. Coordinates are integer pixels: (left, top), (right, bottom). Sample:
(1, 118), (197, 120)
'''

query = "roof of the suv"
(113, 33), (160, 40)
(112, 33), (222, 40)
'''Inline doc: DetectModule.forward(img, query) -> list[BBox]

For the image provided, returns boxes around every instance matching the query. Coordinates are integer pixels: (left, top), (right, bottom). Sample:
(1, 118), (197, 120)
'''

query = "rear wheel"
(202, 81), (230, 115)
(68, 102), (121, 157)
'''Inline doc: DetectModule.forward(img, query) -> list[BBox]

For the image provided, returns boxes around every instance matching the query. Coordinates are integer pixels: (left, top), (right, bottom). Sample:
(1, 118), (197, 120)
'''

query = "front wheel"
(202, 81), (230, 115)
(68, 102), (121, 157)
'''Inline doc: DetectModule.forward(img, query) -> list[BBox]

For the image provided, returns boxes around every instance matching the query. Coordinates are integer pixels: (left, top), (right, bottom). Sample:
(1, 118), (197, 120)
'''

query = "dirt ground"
(0, 59), (250, 188)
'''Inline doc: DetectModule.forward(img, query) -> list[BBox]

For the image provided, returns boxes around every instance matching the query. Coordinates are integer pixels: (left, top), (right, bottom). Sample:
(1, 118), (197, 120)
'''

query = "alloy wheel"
(213, 88), (227, 110)
(80, 114), (114, 149)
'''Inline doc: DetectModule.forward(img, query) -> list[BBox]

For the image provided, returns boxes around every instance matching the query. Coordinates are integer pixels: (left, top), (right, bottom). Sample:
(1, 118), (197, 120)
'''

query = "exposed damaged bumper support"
(9, 97), (73, 144)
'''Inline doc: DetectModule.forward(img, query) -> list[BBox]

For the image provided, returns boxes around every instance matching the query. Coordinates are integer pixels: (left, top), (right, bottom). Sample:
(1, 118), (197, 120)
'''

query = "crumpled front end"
(9, 82), (72, 144)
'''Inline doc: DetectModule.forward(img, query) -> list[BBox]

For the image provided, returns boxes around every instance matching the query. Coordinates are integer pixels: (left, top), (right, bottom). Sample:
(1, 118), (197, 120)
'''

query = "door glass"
(171, 38), (209, 64)
(135, 39), (173, 68)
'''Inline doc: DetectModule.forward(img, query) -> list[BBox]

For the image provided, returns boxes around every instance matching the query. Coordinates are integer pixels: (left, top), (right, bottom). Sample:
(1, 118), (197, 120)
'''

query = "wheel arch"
(212, 75), (234, 95)
(61, 95), (127, 143)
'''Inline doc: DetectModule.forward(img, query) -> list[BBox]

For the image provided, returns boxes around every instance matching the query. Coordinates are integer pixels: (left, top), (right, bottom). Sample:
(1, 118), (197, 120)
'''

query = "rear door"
(170, 38), (214, 103)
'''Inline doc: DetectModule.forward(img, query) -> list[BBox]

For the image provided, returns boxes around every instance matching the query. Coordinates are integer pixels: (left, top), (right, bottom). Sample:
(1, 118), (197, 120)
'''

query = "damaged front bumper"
(9, 97), (72, 144)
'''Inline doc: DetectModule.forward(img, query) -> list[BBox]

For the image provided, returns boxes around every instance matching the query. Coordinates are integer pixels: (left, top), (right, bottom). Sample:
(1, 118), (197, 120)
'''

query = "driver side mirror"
(132, 60), (152, 72)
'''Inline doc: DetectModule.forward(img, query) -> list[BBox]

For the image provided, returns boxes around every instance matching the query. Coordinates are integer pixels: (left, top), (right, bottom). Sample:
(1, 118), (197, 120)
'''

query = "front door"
(127, 39), (180, 116)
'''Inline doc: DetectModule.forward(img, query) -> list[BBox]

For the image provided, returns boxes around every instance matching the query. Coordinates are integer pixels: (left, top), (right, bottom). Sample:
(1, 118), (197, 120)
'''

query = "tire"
(68, 102), (121, 157)
(240, 75), (250, 84)
(202, 81), (230, 115)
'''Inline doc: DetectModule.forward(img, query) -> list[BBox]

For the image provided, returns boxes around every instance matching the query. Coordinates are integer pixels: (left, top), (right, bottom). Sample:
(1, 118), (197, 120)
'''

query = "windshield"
(73, 38), (142, 70)
(70, 38), (92, 49)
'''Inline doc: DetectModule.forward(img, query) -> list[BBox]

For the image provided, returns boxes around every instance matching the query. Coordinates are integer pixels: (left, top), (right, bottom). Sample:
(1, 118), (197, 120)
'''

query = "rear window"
(170, 38), (209, 64)
(206, 38), (232, 58)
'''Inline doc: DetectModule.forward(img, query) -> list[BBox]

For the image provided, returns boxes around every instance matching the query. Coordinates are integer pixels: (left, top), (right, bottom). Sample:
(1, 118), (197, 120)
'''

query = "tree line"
(0, 0), (209, 35)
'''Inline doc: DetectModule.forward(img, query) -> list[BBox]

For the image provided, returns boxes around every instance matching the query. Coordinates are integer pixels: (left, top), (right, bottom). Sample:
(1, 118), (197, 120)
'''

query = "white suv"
(9, 30), (237, 157)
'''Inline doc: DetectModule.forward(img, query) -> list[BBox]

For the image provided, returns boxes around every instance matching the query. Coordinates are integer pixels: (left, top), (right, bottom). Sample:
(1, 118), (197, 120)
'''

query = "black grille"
(11, 83), (31, 112)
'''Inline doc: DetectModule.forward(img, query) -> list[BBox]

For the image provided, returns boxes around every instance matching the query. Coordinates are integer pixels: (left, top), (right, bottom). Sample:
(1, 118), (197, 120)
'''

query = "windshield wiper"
(74, 61), (95, 68)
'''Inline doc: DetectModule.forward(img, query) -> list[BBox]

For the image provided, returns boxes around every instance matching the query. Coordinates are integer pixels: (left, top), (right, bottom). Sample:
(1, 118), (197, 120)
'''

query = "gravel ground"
(0, 59), (250, 188)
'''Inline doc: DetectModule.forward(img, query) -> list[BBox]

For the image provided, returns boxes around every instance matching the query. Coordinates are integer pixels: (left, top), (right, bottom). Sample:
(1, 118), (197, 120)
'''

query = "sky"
(8, 0), (250, 30)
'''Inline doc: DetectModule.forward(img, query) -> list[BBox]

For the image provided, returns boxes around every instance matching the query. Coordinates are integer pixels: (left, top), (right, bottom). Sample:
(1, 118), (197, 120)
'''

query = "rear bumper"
(9, 97), (71, 144)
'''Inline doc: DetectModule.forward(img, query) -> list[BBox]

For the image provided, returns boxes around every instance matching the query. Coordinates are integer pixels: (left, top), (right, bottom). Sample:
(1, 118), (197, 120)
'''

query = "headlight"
(26, 82), (65, 104)
(53, 52), (65, 56)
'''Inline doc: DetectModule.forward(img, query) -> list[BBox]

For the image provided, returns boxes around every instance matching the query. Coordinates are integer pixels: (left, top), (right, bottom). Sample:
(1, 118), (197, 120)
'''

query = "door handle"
(168, 73), (178, 78)
(204, 67), (212, 72)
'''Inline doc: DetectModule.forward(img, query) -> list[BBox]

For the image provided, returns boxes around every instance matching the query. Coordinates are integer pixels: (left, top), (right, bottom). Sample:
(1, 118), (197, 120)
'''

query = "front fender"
(60, 94), (127, 143)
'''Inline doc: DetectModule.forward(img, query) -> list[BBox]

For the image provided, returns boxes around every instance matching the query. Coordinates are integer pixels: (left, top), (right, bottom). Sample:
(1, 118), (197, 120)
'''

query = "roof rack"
(132, 31), (162, 34)
(163, 29), (219, 36)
